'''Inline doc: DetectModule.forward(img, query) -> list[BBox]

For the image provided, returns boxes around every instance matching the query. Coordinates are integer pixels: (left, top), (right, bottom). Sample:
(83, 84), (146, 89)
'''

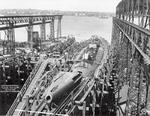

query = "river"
(62, 16), (112, 43)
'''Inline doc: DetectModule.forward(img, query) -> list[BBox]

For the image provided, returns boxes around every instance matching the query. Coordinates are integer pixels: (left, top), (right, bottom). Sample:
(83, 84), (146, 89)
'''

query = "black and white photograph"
(0, 0), (149, 116)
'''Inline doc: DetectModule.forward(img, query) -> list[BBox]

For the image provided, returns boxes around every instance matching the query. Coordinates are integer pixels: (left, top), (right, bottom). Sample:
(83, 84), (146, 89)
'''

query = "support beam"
(50, 18), (54, 41)
(144, 64), (150, 110)
(27, 18), (33, 49)
(40, 18), (46, 49)
(82, 101), (86, 116)
(5, 23), (15, 55)
(40, 18), (46, 42)
(57, 16), (62, 39)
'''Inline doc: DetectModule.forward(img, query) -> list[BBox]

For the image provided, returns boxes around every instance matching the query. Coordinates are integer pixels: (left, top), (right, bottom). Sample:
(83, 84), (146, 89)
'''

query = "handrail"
(114, 17), (150, 64)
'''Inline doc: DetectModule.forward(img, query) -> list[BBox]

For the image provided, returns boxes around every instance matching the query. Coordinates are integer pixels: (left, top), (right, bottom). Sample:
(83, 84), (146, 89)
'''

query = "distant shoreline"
(0, 9), (115, 17)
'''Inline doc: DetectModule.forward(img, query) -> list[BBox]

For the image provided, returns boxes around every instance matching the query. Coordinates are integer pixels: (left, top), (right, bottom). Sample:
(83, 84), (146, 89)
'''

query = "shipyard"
(0, 0), (150, 116)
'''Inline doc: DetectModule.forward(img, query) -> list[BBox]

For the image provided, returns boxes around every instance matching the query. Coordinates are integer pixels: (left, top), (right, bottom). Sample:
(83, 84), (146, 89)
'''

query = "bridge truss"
(110, 0), (150, 115)
(0, 15), (62, 54)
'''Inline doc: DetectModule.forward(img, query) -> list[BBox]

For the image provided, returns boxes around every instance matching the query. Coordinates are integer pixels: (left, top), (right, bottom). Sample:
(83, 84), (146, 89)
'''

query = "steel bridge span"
(0, 15), (62, 55)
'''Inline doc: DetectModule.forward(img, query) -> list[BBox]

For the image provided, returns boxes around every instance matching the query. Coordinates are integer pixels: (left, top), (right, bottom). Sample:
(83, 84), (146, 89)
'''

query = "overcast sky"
(0, 0), (121, 12)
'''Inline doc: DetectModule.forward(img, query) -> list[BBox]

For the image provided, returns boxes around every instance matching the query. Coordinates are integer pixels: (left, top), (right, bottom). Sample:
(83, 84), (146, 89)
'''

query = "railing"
(113, 17), (150, 64)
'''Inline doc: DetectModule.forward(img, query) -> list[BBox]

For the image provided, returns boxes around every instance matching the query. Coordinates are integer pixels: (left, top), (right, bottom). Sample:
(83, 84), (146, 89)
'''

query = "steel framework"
(0, 15), (62, 29)
(110, 0), (150, 115)
(0, 15), (62, 54)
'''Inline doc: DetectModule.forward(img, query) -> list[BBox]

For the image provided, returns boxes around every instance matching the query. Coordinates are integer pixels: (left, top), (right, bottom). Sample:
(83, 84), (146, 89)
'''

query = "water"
(62, 16), (112, 43)
(0, 16), (112, 44)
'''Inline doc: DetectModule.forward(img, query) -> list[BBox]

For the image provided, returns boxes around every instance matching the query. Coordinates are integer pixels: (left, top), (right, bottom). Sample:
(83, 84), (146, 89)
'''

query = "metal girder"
(3, 23), (15, 55)
(50, 18), (55, 40)
(57, 16), (62, 39)
(0, 15), (62, 25)
(116, 0), (150, 28)
(109, 0), (150, 115)
(0, 15), (62, 31)
(27, 19), (33, 48)
(0, 15), (63, 53)
(40, 18), (46, 42)
(0, 20), (53, 30)
(114, 17), (150, 65)
(111, 17), (150, 116)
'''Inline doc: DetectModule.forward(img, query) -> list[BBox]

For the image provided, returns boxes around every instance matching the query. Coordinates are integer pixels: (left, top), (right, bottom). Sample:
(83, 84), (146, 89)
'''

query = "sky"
(0, 0), (121, 13)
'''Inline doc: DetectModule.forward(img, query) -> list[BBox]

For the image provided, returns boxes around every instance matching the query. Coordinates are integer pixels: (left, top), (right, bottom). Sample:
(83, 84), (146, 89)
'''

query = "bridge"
(0, 15), (62, 54)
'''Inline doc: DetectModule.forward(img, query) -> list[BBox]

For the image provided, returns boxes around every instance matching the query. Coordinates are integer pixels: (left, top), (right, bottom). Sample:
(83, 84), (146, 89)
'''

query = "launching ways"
(7, 40), (113, 116)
